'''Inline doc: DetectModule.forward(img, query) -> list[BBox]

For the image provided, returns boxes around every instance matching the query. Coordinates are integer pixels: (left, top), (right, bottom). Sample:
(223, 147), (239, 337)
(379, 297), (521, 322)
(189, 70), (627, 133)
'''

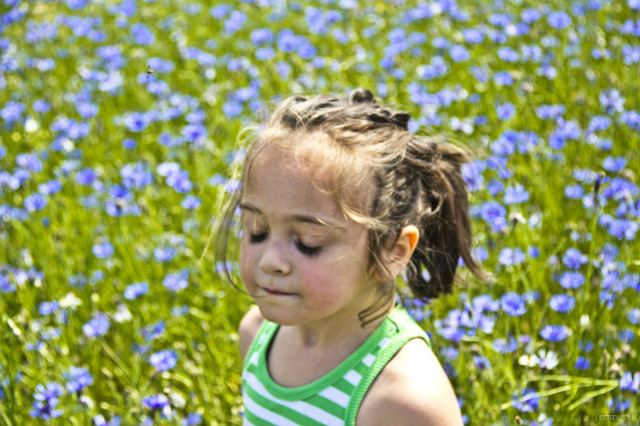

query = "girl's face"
(238, 146), (379, 328)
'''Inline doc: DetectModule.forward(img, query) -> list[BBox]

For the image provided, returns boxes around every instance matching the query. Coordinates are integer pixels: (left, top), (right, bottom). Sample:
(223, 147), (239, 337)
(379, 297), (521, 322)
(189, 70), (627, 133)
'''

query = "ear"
(384, 225), (420, 278)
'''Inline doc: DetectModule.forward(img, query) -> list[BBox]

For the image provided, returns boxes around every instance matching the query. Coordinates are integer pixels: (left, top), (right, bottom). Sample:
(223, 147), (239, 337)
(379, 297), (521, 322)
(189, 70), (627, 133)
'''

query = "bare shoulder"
(238, 305), (264, 362)
(356, 338), (463, 426)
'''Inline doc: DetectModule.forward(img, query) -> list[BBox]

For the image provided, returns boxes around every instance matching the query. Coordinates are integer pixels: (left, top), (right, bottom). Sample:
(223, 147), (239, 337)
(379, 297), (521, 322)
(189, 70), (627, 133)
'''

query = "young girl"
(216, 88), (485, 426)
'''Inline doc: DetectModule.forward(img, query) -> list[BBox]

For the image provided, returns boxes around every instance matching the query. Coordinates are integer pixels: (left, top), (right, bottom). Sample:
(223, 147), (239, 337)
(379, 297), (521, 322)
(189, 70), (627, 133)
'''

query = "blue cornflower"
(499, 248), (526, 266)
(496, 102), (515, 120)
(489, 13), (511, 27)
(536, 63), (558, 79)
(158, 161), (181, 177)
(142, 394), (172, 417)
(547, 11), (572, 29)
(1, 101), (25, 124)
(123, 112), (151, 132)
(94, 414), (122, 426)
(549, 294), (575, 312)
(183, 413), (203, 425)
(96, 45), (125, 70)
(462, 28), (484, 44)
(562, 248), (588, 269)
(622, 44), (640, 65)
(24, 193), (48, 212)
(124, 281), (149, 300)
(16, 153), (43, 172)
(297, 38), (317, 60)
(250, 28), (273, 45)
(181, 195), (201, 209)
(602, 156), (627, 173)
(493, 71), (513, 86)
(30, 382), (64, 420)
(472, 295), (500, 313)
(147, 57), (175, 73)
(558, 271), (585, 289)
(575, 356), (590, 370)
(512, 387), (539, 412)
(486, 179), (504, 196)
(497, 47), (519, 62)
(480, 201), (507, 232)
(121, 162), (153, 189)
(256, 47), (275, 61)
(77, 102), (98, 119)
(209, 4), (230, 19)
(276, 29), (298, 53)
(521, 8), (541, 23)
(182, 123), (207, 144)
(473, 355), (491, 370)
(565, 184), (584, 199)
(449, 45), (470, 62)
(141, 320), (165, 342)
(38, 180), (62, 195)
(619, 329), (635, 343)
(602, 178), (638, 200)
(39, 301), (60, 315)
(528, 246), (540, 258)
(130, 23), (155, 45)
(540, 325), (571, 342)
(536, 104), (565, 120)
(223, 100), (243, 118)
(588, 115), (612, 133)
(620, 372), (640, 393)
(83, 312), (110, 338)
(163, 271), (188, 291)
(461, 160), (485, 192)
(500, 292), (526, 316)
(65, 367), (93, 393)
(75, 168), (97, 186)
(154, 246), (177, 262)
(149, 349), (178, 372)
(488, 29), (507, 43)
(33, 99), (51, 113)
(166, 170), (193, 193)
(92, 241), (114, 259)
(493, 336), (519, 354)
(224, 10), (246, 35)
(628, 308), (640, 325)
(503, 184), (529, 204)
(600, 88), (625, 113)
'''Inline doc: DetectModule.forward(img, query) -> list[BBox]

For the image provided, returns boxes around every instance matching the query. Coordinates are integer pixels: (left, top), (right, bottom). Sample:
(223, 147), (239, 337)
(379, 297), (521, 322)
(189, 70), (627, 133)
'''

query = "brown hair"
(214, 88), (486, 326)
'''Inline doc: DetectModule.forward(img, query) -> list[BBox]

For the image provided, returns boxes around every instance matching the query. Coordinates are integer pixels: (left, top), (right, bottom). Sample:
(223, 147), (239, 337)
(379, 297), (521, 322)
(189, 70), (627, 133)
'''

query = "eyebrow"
(238, 202), (346, 230)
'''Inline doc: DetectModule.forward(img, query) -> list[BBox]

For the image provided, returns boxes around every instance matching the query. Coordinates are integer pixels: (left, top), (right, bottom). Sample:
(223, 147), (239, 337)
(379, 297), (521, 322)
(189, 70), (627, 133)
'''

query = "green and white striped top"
(241, 308), (431, 426)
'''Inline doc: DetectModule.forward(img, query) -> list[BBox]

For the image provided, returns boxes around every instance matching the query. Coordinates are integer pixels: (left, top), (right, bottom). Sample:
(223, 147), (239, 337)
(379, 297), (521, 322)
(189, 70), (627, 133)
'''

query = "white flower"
(536, 349), (559, 370)
(518, 353), (540, 367)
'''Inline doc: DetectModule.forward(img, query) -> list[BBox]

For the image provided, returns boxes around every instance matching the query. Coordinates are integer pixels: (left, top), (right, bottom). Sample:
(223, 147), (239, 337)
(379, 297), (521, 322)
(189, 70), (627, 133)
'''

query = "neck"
(288, 304), (394, 351)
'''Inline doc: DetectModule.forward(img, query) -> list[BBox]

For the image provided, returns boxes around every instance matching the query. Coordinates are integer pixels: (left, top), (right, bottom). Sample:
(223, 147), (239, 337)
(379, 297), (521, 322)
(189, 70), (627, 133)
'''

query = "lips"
(261, 286), (295, 296)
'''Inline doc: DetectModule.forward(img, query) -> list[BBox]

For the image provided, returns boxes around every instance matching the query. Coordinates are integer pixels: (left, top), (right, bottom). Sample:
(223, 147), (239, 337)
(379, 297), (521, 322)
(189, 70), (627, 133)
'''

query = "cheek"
(238, 243), (253, 283)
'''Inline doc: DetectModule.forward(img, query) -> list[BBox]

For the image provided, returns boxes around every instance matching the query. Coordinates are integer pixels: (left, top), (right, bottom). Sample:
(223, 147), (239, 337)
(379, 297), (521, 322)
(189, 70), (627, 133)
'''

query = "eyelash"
(247, 232), (322, 257)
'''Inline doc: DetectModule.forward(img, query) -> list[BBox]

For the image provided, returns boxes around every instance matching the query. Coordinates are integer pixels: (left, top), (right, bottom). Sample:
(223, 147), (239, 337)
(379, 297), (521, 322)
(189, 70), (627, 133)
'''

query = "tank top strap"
(243, 315), (278, 368)
(344, 308), (431, 426)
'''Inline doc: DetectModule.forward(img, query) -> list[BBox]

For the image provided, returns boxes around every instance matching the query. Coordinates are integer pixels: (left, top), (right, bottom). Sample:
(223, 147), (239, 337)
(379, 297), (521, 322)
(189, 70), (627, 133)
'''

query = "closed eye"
(295, 239), (322, 257)
(249, 232), (268, 243)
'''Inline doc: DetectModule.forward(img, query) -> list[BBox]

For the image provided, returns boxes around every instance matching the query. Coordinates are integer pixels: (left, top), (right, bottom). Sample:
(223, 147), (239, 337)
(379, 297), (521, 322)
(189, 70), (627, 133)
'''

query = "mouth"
(261, 286), (295, 296)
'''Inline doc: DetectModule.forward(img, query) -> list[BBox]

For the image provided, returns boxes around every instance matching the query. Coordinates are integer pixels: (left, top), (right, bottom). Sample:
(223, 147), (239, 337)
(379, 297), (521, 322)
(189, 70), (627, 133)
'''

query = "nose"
(259, 239), (291, 276)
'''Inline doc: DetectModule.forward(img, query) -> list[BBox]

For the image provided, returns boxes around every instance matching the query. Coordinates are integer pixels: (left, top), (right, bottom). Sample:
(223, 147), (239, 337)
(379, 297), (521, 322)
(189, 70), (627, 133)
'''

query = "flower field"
(1, 0), (639, 424)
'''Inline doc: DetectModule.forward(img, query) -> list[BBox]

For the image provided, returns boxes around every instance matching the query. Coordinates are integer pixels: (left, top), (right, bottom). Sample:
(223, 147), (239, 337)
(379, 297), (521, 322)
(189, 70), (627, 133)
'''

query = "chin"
(255, 304), (302, 326)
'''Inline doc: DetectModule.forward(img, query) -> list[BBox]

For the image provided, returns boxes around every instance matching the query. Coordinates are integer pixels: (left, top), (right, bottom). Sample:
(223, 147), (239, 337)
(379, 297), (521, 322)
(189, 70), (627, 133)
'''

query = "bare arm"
(357, 339), (463, 426)
(238, 305), (264, 362)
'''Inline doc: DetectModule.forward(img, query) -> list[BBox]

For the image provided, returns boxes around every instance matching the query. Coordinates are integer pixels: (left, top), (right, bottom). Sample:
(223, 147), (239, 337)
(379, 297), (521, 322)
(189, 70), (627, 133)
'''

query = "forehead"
(242, 131), (377, 222)
(242, 143), (342, 218)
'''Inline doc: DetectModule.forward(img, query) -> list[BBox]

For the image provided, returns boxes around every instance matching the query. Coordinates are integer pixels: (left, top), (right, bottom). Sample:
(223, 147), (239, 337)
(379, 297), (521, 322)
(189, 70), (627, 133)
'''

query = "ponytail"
(402, 137), (485, 299)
